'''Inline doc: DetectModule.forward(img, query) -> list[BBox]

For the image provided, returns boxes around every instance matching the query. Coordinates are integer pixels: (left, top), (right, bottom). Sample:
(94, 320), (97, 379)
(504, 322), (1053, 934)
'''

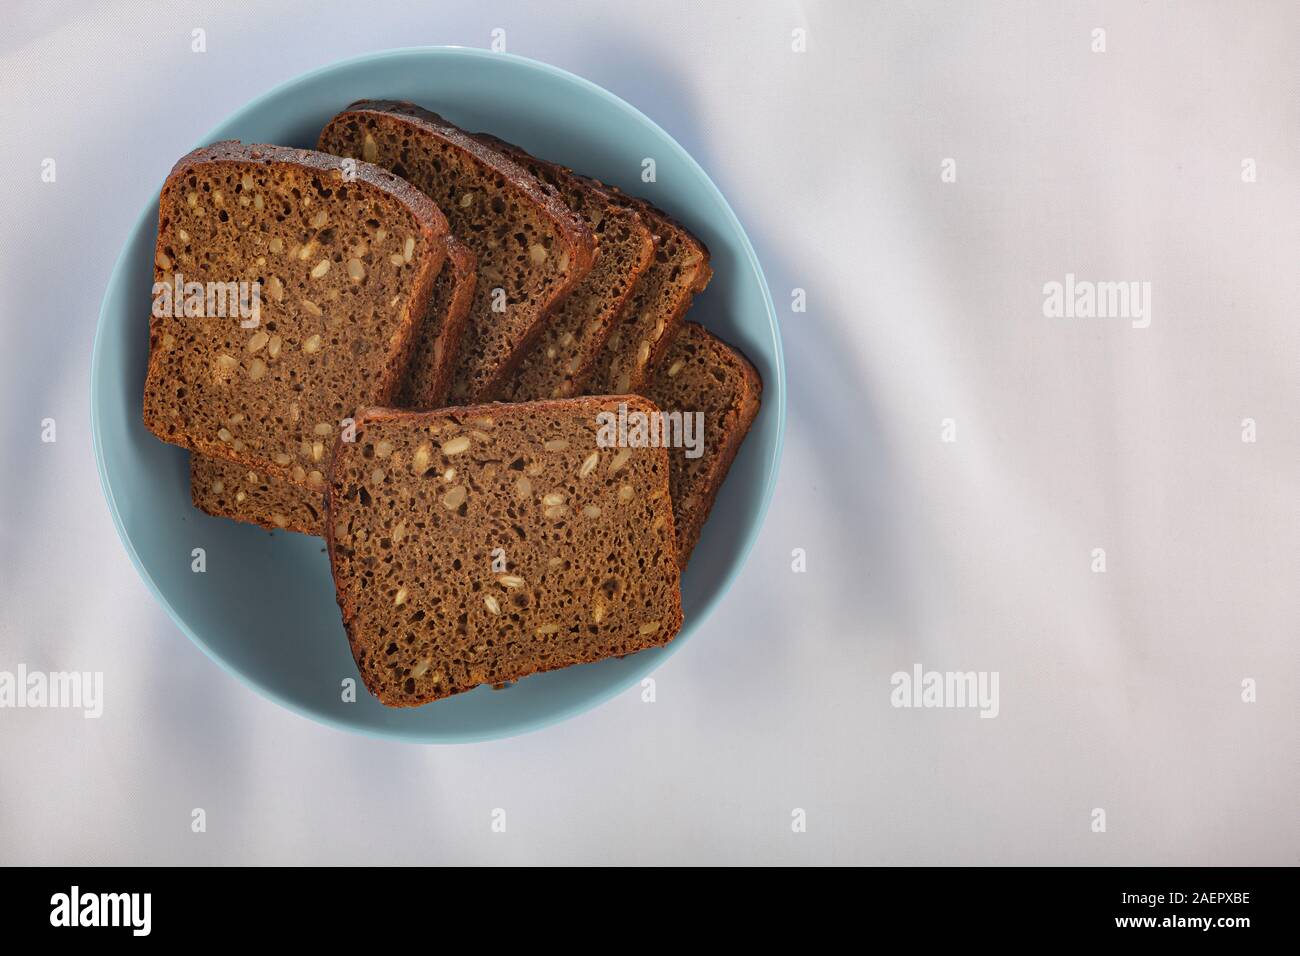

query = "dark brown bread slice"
(326, 397), (683, 706)
(471, 134), (655, 400)
(190, 455), (322, 534)
(585, 196), (712, 395)
(645, 323), (762, 567)
(317, 102), (596, 402)
(143, 142), (449, 491)
(190, 234), (476, 533)
(396, 234), (477, 409)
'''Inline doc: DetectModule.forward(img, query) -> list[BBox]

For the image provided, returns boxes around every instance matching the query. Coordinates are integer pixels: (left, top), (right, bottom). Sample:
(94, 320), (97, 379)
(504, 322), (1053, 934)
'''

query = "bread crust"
(163, 141), (449, 231)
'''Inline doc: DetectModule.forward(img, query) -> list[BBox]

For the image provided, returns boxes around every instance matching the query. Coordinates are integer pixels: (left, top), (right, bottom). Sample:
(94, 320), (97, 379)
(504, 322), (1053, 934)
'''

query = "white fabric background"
(0, 0), (1295, 865)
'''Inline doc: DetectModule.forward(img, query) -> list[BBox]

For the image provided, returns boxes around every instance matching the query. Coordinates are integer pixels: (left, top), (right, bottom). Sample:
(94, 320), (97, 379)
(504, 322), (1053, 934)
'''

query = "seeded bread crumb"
(190, 456), (322, 534)
(326, 397), (683, 706)
(190, 233), (477, 534)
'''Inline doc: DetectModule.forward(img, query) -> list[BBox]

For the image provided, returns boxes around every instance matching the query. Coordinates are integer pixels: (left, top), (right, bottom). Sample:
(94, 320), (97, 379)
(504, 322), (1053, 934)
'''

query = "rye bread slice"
(190, 233), (477, 534)
(471, 134), (655, 400)
(317, 101), (596, 402)
(142, 142), (450, 491)
(396, 234), (477, 409)
(585, 195), (712, 395)
(189, 455), (323, 534)
(645, 323), (761, 567)
(326, 397), (683, 706)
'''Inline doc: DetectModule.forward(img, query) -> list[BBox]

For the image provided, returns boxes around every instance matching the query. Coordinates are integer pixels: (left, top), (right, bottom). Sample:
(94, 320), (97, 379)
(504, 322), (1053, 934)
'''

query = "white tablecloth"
(0, 0), (1295, 864)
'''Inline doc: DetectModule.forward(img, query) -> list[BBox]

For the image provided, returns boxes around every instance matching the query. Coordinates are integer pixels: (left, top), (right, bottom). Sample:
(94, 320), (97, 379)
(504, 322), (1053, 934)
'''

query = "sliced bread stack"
(473, 134), (656, 400)
(318, 101), (597, 403)
(585, 196), (713, 395)
(147, 105), (760, 706)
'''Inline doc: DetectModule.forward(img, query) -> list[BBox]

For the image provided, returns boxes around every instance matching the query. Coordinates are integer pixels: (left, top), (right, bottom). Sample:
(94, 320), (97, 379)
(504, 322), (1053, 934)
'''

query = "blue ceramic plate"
(91, 47), (784, 742)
